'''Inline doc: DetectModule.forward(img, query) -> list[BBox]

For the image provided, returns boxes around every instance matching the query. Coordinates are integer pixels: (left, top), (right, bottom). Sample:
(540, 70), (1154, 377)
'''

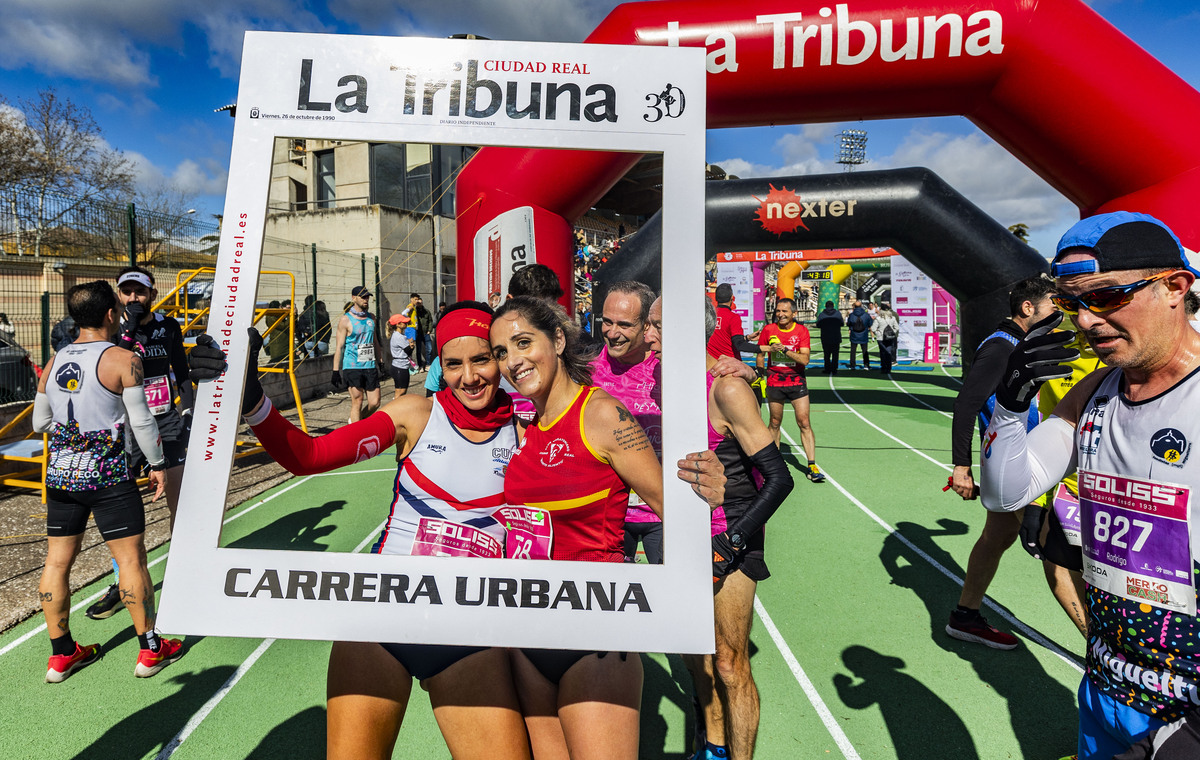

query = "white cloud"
(125, 150), (228, 198)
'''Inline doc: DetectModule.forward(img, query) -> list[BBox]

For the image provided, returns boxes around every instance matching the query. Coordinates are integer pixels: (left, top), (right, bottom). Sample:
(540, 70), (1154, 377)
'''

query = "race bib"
(357, 343), (376, 363)
(1052, 483), (1082, 546)
(144, 375), (172, 415)
(1079, 469), (1195, 614)
(410, 518), (503, 558)
(496, 505), (552, 560)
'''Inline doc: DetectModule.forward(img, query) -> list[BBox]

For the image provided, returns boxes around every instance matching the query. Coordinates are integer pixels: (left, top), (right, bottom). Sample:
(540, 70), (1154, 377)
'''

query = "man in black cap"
(332, 286), (382, 422)
(980, 211), (1200, 760)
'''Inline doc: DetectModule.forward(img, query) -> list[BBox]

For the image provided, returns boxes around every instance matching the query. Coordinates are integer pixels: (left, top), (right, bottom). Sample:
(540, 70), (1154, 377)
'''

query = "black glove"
(994, 312), (1079, 413)
(330, 370), (343, 389)
(187, 330), (264, 415)
(712, 531), (745, 582)
(1019, 505), (1048, 561)
(117, 302), (146, 347)
(188, 334), (227, 381)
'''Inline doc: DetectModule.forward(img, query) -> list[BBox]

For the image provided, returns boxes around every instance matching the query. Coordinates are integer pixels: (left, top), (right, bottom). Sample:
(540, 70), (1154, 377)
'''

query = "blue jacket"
(847, 307), (873, 344)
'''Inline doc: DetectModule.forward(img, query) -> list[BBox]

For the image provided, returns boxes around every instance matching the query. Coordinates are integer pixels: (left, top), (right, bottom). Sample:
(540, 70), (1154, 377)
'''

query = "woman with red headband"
(490, 295), (665, 760)
(194, 302), (529, 760)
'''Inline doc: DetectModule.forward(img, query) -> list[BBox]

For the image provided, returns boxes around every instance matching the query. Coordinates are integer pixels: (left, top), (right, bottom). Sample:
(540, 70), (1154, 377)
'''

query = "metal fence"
(0, 184), (417, 405)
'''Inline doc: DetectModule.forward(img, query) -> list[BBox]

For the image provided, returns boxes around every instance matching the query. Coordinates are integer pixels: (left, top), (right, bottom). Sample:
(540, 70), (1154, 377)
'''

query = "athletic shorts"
(47, 480), (144, 540)
(721, 500), (770, 582)
(388, 365), (411, 390)
(520, 648), (630, 685)
(1079, 676), (1170, 760)
(766, 383), (809, 403)
(128, 436), (187, 475)
(342, 367), (379, 392)
(378, 642), (487, 682)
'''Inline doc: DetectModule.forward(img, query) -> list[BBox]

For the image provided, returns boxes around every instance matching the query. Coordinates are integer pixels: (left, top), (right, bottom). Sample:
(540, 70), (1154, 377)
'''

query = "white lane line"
(781, 427), (1083, 674)
(754, 597), (863, 760)
(353, 520), (388, 554)
(827, 374), (951, 472)
(156, 521), (383, 758)
(153, 638), (274, 760)
(940, 364), (963, 384)
(889, 376), (952, 419)
(2, 469), (391, 657)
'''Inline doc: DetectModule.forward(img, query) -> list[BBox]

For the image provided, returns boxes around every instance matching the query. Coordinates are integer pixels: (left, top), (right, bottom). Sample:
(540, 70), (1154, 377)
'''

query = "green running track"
(0, 365), (1085, 759)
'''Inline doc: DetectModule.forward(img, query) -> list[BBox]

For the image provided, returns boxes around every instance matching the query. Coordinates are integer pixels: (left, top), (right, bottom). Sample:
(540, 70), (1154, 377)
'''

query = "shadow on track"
(878, 519), (1077, 758)
(245, 705), (327, 759)
(641, 652), (699, 759)
(71, 665), (237, 760)
(833, 644), (980, 760)
(223, 500), (347, 552)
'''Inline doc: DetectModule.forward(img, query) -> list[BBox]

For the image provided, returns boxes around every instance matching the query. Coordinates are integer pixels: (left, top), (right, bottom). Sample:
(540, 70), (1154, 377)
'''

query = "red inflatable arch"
(456, 0), (1200, 302)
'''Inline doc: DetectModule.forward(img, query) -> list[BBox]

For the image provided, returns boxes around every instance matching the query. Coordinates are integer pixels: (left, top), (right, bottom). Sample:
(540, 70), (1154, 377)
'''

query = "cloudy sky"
(2, 0), (1197, 254)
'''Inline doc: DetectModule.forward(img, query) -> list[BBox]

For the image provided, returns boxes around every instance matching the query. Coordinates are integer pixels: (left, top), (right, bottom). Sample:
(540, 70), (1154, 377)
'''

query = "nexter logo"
(753, 184), (857, 237)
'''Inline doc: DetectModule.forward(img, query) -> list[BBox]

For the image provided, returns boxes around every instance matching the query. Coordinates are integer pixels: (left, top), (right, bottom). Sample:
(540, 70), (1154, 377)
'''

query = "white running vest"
(1077, 366), (1200, 721)
(44, 341), (130, 490)
(372, 396), (518, 556)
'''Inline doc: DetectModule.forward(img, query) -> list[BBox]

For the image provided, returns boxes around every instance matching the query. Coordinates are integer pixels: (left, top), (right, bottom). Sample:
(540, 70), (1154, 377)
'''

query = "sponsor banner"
(159, 32), (712, 654)
(474, 207), (536, 300)
(716, 247), (896, 263)
(412, 518), (504, 559)
(715, 262), (753, 333)
(1079, 469), (1194, 615)
(892, 255), (933, 361)
(923, 333), (941, 363)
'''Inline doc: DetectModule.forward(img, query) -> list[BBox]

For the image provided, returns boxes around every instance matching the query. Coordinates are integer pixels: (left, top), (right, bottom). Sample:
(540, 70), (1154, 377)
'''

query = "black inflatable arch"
(594, 167), (1049, 366)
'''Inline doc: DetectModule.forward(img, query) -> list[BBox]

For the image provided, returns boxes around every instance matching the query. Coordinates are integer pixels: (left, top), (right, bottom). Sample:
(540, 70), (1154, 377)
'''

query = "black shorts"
(388, 365), (411, 389)
(47, 480), (145, 540)
(520, 648), (630, 685)
(721, 501), (770, 582)
(343, 367), (380, 392)
(766, 383), (809, 403)
(128, 435), (187, 475)
(378, 642), (487, 682)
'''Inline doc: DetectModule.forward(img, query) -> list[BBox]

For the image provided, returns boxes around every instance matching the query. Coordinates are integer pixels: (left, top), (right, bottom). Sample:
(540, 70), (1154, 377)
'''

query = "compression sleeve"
(122, 385), (166, 466)
(32, 392), (53, 433)
(726, 443), (795, 538)
(950, 340), (1011, 467)
(979, 406), (1076, 512)
(248, 398), (397, 476)
(731, 334), (757, 357)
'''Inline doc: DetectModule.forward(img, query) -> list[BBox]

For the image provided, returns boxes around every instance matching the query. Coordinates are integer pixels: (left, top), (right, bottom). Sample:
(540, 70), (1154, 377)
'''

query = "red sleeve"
(758, 325), (772, 346)
(251, 406), (397, 476)
(799, 326), (811, 349)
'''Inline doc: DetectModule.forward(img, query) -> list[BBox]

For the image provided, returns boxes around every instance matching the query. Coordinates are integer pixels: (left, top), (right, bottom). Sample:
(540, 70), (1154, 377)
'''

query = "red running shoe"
(134, 637), (184, 678)
(46, 642), (102, 683)
(945, 611), (1019, 650)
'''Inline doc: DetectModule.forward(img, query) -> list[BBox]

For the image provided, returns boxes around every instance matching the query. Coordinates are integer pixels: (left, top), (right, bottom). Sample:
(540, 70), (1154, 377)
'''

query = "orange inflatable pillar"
(775, 261), (808, 301)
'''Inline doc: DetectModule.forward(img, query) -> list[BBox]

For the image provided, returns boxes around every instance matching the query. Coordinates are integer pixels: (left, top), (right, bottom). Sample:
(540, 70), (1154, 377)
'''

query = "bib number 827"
(1093, 510), (1154, 552)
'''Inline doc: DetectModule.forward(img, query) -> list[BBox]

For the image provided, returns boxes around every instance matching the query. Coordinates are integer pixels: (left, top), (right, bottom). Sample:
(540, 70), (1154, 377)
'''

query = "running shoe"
(46, 642), (102, 683)
(806, 464), (827, 483)
(134, 637), (184, 678)
(945, 611), (1018, 650)
(85, 584), (124, 620)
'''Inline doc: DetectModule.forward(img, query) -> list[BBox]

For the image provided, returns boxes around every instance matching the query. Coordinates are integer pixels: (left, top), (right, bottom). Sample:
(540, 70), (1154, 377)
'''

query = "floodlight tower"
(837, 129), (868, 171)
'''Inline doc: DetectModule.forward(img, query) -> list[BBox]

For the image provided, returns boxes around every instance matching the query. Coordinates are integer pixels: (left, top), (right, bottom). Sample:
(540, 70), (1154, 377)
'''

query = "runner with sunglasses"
(980, 212), (1200, 760)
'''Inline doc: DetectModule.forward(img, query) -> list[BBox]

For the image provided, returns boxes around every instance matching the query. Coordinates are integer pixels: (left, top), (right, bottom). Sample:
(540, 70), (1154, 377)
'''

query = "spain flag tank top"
(504, 386), (629, 563)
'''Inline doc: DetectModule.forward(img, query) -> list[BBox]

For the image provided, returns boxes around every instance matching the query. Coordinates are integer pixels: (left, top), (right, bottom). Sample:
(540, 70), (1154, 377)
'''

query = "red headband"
(437, 308), (493, 354)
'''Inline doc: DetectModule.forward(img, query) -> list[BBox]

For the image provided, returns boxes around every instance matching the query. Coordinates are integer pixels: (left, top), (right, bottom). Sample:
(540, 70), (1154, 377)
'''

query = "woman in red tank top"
(491, 295), (664, 760)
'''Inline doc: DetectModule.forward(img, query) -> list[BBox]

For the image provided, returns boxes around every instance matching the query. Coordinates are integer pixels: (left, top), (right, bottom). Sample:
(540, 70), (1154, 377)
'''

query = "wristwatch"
(729, 531), (745, 550)
(149, 461), (168, 472)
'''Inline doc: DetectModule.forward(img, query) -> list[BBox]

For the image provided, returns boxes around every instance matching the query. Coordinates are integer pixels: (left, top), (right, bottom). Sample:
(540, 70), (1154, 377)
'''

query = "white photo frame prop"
(158, 32), (710, 654)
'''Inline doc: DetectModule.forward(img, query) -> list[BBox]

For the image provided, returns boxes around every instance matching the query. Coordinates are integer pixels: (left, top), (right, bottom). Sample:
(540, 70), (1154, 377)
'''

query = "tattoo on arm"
(613, 421), (651, 454)
(130, 357), (144, 386)
(616, 406), (635, 424)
